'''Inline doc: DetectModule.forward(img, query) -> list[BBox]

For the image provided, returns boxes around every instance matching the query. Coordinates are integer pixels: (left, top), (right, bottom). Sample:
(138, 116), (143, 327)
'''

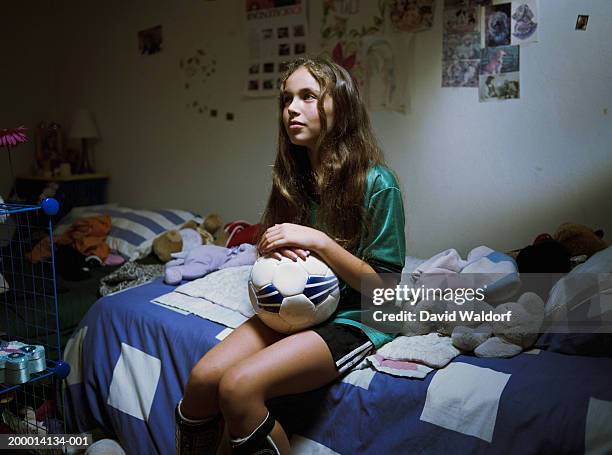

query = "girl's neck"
(307, 146), (320, 175)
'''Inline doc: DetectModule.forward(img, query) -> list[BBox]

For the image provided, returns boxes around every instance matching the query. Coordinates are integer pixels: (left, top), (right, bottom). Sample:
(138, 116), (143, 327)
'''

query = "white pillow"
(545, 246), (612, 328)
(55, 204), (201, 261)
(546, 247), (612, 314)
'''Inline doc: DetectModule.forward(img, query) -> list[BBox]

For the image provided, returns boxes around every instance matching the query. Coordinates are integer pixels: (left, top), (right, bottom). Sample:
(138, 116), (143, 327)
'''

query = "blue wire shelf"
(0, 198), (69, 443)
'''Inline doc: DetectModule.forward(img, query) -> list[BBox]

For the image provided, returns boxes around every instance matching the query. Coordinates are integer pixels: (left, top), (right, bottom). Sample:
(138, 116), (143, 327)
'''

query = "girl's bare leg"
(177, 318), (285, 455)
(218, 330), (338, 454)
(181, 317), (284, 419)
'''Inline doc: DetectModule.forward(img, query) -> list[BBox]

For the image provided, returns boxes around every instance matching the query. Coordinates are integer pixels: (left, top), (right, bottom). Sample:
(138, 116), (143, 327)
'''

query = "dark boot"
(229, 412), (280, 455)
(176, 400), (224, 455)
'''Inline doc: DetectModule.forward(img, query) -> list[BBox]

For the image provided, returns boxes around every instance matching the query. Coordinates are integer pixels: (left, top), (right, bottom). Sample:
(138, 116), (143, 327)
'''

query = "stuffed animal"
(164, 245), (229, 285)
(153, 214), (222, 262)
(450, 292), (546, 357)
(553, 222), (607, 259)
(515, 223), (606, 274)
(202, 213), (223, 240)
(516, 236), (571, 273)
(401, 291), (545, 358)
(164, 243), (257, 285)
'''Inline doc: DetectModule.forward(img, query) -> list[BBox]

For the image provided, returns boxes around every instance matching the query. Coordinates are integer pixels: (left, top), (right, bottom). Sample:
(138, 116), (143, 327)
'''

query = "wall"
(0, 2), (59, 199)
(3, 0), (611, 257)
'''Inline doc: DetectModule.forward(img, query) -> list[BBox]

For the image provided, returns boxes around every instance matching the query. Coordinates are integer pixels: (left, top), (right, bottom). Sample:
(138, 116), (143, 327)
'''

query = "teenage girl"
(176, 56), (406, 455)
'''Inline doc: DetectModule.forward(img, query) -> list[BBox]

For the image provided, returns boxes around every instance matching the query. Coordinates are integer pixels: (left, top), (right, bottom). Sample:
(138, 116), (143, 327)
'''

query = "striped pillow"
(55, 204), (201, 261)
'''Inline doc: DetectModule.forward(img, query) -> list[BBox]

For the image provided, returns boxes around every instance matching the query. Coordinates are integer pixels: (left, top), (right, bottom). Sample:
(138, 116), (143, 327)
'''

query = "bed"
(63, 253), (612, 455)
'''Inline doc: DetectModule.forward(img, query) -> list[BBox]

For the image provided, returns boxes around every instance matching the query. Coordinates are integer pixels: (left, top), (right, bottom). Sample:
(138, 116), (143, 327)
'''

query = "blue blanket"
(64, 278), (612, 454)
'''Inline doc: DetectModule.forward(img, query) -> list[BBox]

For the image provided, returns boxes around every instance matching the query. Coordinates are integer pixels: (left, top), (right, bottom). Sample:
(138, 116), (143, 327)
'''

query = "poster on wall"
(478, 44), (520, 102)
(510, 0), (538, 44)
(244, 0), (309, 97)
(320, 0), (426, 113)
(387, 0), (435, 34)
(483, 3), (512, 47)
(441, 1), (481, 87)
(361, 33), (413, 112)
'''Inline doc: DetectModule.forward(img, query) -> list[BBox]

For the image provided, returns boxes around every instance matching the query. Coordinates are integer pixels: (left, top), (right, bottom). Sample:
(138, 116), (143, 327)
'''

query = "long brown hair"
(258, 56), (385, 253)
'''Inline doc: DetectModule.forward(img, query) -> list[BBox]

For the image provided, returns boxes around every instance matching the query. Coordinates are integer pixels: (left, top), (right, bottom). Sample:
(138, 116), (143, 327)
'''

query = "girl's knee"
(218, 365), (262, 414)
(186, 362), (223, 396)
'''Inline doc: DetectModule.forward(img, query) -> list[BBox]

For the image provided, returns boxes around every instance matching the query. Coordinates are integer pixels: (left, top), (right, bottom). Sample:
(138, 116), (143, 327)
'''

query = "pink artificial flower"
(0, 126), (28, 148)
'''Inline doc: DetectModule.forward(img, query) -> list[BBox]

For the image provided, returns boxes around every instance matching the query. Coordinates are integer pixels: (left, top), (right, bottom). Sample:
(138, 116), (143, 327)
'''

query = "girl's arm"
(316, 235), (377, 293)
(259, 223), (385, 293)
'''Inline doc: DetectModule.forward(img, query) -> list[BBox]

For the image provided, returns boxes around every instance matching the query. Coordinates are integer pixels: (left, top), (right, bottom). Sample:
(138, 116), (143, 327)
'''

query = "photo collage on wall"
(442, 0), (481, 88)
(245, 0), (308, 97)
(441, 0), (539, 103)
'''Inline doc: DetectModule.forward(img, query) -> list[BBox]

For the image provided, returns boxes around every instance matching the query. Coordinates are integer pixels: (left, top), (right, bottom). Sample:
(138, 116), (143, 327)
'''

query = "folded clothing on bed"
(364, 332), (459, 378)
(152, 265), (255, 328)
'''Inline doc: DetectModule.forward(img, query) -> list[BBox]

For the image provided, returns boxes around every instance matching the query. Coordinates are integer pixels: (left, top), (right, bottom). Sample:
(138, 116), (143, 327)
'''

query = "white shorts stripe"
(336, 341), (373, 372)
(338, 342), (373, 374)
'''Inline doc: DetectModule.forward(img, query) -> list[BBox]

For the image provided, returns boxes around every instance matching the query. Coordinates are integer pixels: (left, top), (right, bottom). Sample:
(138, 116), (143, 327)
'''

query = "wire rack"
(0, 199), (70, 453)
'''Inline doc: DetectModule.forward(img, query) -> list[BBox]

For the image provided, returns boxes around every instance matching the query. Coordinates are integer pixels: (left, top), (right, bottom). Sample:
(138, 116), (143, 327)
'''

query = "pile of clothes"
(29, 214), (124, 281)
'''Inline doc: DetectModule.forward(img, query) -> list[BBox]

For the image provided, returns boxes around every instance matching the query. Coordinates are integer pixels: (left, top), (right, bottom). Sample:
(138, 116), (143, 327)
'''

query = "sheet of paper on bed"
(151, 265), (255, 328)
(153, 292), (249, 328)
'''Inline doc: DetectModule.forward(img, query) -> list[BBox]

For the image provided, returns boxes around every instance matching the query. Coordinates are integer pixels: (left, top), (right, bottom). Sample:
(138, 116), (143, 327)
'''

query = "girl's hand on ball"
(261, 223), (328, 255)
(271, 248), (310, 261)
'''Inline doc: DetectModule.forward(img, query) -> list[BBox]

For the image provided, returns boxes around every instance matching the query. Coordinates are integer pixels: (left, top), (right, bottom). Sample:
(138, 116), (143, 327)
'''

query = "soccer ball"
(248, 254), (340, 334)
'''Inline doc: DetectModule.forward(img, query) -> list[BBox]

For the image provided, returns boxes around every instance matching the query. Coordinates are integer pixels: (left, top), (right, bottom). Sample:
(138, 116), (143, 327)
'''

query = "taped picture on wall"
(479, 44), (520, 102)
(388, 0), (435, 33)
(444, 32), (481, 60)
(444, 4), (479, 33)
(479, 72), (519, 102)
(511, 0), (538, 44)
(480, 45), (519, 75)
(485, 3), (511, 47)
(138, 25), (162, 55)
(443, 59), (479, 88)
(245, 0), (307, 97)
(576, 14), (589, 31)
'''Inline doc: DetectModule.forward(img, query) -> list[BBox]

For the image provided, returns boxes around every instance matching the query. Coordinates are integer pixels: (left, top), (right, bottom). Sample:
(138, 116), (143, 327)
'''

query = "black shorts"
(312, 322), (374, 374)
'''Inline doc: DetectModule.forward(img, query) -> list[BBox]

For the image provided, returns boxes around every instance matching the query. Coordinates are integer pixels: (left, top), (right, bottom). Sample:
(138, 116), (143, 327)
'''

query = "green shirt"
(310, 164), (406, 348)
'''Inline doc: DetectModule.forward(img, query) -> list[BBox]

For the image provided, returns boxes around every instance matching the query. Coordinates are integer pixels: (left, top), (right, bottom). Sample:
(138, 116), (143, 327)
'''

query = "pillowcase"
(536, 246), (612, 357)
(56, 204), (201, 261)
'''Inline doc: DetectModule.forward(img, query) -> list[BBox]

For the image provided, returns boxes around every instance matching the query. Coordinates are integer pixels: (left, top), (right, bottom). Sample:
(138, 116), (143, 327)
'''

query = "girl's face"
(282, 66), (334, 151)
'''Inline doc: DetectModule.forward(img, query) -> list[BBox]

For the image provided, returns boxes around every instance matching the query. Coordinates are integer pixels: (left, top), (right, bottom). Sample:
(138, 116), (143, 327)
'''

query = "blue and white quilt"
(64, 278), (612, 455)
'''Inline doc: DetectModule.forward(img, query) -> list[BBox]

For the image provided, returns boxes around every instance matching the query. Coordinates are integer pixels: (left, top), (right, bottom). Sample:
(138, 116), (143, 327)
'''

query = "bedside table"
(15, 173), (109, 221)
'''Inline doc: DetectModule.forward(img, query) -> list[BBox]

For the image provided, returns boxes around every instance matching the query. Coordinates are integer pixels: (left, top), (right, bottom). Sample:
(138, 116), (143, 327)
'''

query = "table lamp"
(69, 109), (99, 174)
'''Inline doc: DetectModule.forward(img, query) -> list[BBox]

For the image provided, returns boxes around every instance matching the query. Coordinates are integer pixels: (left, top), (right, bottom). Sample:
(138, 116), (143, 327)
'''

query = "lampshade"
(69, 109), (99, 139)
